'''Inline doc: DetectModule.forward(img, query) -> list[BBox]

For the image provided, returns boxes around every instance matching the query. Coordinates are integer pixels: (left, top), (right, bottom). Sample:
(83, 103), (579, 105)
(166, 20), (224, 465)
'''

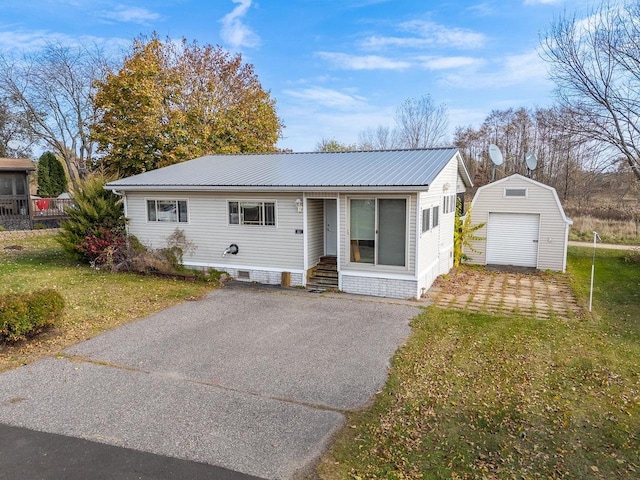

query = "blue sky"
(0, 0), (590, 152)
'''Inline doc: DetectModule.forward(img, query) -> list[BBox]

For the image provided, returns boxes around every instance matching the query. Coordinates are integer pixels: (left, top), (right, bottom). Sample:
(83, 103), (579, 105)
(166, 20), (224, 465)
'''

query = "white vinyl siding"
(486, 213), (540, 267)
(127, 191), (304, 270)
(417, 157), (462, 294)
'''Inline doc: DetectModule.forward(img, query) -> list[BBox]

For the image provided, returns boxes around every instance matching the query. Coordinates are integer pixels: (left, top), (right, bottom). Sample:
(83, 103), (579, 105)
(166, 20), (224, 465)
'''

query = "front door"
(324, 199), (337, 256)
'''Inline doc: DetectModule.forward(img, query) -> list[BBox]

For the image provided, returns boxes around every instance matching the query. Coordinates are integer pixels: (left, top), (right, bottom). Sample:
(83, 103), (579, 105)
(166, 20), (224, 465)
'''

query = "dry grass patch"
(0, 233), (214, 372)
(569, 215), (640, 245)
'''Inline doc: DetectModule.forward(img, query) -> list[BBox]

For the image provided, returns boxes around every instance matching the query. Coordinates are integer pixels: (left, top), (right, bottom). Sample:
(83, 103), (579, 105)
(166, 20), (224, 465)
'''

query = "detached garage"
(465, 174), (572, 272)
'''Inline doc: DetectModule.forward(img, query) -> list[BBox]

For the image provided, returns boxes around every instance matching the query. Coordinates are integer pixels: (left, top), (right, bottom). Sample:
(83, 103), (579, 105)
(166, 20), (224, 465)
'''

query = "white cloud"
(417, 55), (484, 70)
(523, 0), (562, 4)
(316, 51), (411, 70)
(102, 5), (160, 24)
(442, 50), (550, 89)
(362, 20), (487, 51)
(400, 20), (487, 49)
(283, 86), (368, 110)
(220, 0), (260, 49)
(0, 29), (128, 53)
(360, 35), (434, 50)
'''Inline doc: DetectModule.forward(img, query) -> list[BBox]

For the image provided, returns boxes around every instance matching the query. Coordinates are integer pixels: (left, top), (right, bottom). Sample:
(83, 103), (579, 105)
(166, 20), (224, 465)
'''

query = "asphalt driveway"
(0, 288), (419, 479)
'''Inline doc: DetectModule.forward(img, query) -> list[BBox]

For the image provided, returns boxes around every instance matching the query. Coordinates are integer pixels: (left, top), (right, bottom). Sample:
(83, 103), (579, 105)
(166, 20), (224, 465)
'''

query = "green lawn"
(0, 233), (214, 371)
(320, 247), (639, 479)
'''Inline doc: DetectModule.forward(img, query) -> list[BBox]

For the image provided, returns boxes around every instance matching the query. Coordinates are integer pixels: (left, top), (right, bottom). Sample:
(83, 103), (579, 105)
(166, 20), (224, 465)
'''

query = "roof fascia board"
(104, 185), (430, 193)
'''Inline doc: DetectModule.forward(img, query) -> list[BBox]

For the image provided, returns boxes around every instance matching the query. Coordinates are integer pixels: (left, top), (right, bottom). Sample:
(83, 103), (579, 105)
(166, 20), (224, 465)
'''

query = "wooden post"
(281, 271), (291, 287)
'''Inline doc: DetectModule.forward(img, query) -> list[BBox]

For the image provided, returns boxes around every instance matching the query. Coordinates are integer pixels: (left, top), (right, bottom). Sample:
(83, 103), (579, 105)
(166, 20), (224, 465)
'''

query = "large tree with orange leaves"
(92, 34), (282, 177)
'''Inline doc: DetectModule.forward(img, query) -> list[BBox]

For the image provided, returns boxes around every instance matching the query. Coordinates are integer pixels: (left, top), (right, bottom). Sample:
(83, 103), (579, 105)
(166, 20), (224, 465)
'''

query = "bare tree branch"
(541, 0), (640, 182)
(0, 43), (110, 187)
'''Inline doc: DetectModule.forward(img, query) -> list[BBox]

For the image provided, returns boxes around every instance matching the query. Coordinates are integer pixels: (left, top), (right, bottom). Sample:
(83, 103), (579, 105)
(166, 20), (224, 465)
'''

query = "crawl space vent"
(237, 270), (250, 280)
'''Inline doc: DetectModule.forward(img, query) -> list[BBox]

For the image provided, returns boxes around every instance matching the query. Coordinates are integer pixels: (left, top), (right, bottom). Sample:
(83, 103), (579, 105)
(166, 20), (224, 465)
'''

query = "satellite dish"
(7, 140), (21, 150)
(525, 152), (538, 171)
(488, 144), (503, 166)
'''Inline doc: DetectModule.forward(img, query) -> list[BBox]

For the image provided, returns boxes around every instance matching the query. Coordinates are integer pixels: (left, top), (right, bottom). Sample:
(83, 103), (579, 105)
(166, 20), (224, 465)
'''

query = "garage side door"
(486, 213), (540, 267)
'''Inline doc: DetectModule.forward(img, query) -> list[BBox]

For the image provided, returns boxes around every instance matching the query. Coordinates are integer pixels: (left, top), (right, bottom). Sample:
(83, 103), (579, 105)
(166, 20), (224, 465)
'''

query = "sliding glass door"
(350, 198), (407, 267)
(378, 199), (406, 266)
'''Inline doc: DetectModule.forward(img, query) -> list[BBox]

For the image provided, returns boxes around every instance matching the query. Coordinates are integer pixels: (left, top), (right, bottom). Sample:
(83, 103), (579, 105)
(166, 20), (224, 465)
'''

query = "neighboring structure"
(105, 148), (472, 299)
(465, 174), (572, 272)
(0, 158), (35, 230)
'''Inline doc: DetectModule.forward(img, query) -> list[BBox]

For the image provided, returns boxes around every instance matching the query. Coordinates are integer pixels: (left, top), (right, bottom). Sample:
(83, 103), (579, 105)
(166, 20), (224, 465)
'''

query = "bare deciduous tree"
(541, 0), (640, 183)
(0, 98), (33, 158)
(0, 43), (110, 186)
(394, 95), (449, 148)
(358, 125), (397, 150)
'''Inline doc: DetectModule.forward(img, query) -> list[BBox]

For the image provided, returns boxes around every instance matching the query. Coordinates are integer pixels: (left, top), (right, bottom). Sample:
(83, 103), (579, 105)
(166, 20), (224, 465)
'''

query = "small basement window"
(504, 188), (527, 198)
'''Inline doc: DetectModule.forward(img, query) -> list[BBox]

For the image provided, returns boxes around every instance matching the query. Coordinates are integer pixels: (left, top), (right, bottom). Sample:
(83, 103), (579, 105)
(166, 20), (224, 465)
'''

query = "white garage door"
(486, 213), (540, 267)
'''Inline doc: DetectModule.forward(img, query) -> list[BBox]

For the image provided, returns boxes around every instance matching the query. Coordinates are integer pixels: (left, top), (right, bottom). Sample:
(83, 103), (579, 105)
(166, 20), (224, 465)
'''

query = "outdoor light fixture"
(295, 198), (303, 213)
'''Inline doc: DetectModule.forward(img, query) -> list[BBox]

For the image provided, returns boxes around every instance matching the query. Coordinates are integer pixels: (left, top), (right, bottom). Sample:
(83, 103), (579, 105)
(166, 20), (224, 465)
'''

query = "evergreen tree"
(37, 151), (67, 196)
(57, 174), (125, 262)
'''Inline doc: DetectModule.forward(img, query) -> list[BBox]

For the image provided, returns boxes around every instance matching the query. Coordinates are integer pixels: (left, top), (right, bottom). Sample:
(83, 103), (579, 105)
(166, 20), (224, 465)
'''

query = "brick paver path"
(428, 267), (583, 320)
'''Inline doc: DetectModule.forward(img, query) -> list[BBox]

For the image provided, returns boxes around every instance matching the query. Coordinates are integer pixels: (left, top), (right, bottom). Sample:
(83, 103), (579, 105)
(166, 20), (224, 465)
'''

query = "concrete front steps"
(307, 256), (338, 289)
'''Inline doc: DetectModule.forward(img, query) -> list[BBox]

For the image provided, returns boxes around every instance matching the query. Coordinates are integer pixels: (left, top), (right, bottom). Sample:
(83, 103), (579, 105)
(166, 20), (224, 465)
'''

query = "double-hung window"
(147, 199), (188, 223)
(228, 201), (276, 226)
(432, 205), (440, 228)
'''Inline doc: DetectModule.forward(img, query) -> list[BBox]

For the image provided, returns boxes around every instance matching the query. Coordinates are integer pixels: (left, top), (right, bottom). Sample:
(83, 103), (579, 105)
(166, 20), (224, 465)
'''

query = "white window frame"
(432, 205), (440, 228)
(227, 200), (277, 227)
(146, 198), (189, 223)
(347, 195), (410, 268)
(443, 194), (457, 214)
(421, 208), (430, 233)
(504, 188), (528, 198)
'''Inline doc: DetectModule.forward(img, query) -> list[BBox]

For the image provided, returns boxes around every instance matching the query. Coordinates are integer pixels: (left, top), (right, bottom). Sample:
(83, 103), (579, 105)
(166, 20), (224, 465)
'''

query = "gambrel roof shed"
(466, 174), (572, 272)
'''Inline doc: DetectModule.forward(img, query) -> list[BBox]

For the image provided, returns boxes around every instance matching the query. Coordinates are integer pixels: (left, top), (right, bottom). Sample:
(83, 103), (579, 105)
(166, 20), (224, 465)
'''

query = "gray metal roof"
(105, 148), (468, 192)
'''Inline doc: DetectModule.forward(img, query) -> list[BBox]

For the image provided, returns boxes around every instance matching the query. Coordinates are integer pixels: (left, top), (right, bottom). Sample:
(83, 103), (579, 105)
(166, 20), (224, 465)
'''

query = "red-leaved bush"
(76, 226), (126, 265)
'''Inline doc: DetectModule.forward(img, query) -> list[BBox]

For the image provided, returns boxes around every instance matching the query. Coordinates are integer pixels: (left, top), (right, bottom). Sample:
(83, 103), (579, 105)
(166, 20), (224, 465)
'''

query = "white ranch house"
(105, 148), (472, 299)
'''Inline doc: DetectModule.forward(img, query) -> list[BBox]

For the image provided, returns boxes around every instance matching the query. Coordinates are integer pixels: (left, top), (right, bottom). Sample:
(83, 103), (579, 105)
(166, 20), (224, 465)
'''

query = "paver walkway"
(428, 267), (582, 320)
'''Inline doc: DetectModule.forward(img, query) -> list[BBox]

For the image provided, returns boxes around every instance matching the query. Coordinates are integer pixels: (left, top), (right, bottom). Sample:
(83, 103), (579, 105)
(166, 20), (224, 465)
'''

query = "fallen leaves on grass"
(320, 308), (640, 479)
(0, 234), (214, 372)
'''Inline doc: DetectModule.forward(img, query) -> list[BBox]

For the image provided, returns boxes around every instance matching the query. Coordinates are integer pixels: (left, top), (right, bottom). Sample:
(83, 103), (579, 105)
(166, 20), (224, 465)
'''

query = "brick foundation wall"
(341, 274), (418, 299)
(222, 267), (304, 287)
